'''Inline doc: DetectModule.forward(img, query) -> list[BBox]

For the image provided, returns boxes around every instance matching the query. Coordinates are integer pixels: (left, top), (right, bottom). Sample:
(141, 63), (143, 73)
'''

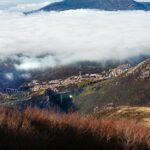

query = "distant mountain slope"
(28, 0), (150, 13)
(74, 58), (150, 114)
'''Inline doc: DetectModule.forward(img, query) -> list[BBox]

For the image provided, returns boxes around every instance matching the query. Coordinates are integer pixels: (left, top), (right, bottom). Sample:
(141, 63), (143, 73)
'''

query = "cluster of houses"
(27, 64), (131, 92)
(28, 74), (105, 92)
(108, 64), (131, 77)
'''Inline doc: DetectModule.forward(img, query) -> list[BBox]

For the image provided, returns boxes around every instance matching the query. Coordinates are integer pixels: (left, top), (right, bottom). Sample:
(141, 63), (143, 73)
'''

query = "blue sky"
(0, 0), (62, 11)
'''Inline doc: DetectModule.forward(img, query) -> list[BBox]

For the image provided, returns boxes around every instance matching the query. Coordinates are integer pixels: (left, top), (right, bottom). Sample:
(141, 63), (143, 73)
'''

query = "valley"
(0, 62), (132, 111)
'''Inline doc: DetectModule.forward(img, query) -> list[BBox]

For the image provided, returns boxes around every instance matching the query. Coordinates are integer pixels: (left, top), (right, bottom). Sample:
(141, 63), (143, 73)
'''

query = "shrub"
(0, 107), (149, 150)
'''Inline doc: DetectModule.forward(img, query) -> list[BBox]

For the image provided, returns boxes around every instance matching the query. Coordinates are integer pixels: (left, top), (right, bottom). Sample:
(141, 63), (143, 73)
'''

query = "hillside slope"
(74, 59), (150, 113)
(94, 106), (150, 126)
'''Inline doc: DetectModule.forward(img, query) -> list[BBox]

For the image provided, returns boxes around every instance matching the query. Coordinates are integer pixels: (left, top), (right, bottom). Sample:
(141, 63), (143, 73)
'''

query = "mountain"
(74, 58), (150, 114)
(27, 0), (150, 13)
(0, 58), (149, 113)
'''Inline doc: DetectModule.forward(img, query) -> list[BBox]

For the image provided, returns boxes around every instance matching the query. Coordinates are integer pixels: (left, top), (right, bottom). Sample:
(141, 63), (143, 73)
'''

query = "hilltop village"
(27, 64), (131, 92)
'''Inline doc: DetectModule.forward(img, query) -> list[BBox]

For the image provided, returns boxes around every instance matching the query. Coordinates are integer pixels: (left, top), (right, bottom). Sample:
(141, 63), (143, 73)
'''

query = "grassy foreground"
(0, 107), (150, 150)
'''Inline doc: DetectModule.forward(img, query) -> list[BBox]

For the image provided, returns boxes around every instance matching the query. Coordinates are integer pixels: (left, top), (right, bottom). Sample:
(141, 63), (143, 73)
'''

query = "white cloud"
(0, 10), (150, 70)
(20, 73), (31, 79)
(5, 73), (14, 80)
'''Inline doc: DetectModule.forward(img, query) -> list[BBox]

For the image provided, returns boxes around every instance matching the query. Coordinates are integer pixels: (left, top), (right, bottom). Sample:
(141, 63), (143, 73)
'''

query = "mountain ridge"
(26, 0), (150, 14)
(74, 58), (150, 114)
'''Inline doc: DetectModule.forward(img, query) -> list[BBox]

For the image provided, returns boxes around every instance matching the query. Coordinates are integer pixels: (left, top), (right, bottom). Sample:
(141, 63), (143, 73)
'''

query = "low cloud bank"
(0, 10), (150, 70)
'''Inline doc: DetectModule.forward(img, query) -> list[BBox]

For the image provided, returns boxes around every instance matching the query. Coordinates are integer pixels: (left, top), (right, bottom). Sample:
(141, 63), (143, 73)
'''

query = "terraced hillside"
(74, 59), (150, 114)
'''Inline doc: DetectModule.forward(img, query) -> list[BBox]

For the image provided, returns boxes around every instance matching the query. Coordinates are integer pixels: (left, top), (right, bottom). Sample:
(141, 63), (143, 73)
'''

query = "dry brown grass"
(0, 107), (149, 150)
(95, 106), (150, 126)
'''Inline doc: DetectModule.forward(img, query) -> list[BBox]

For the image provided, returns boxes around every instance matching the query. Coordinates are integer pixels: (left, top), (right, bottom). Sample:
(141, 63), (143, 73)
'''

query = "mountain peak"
(36, 0), (150, 12)
(127, 58), (150, 78)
